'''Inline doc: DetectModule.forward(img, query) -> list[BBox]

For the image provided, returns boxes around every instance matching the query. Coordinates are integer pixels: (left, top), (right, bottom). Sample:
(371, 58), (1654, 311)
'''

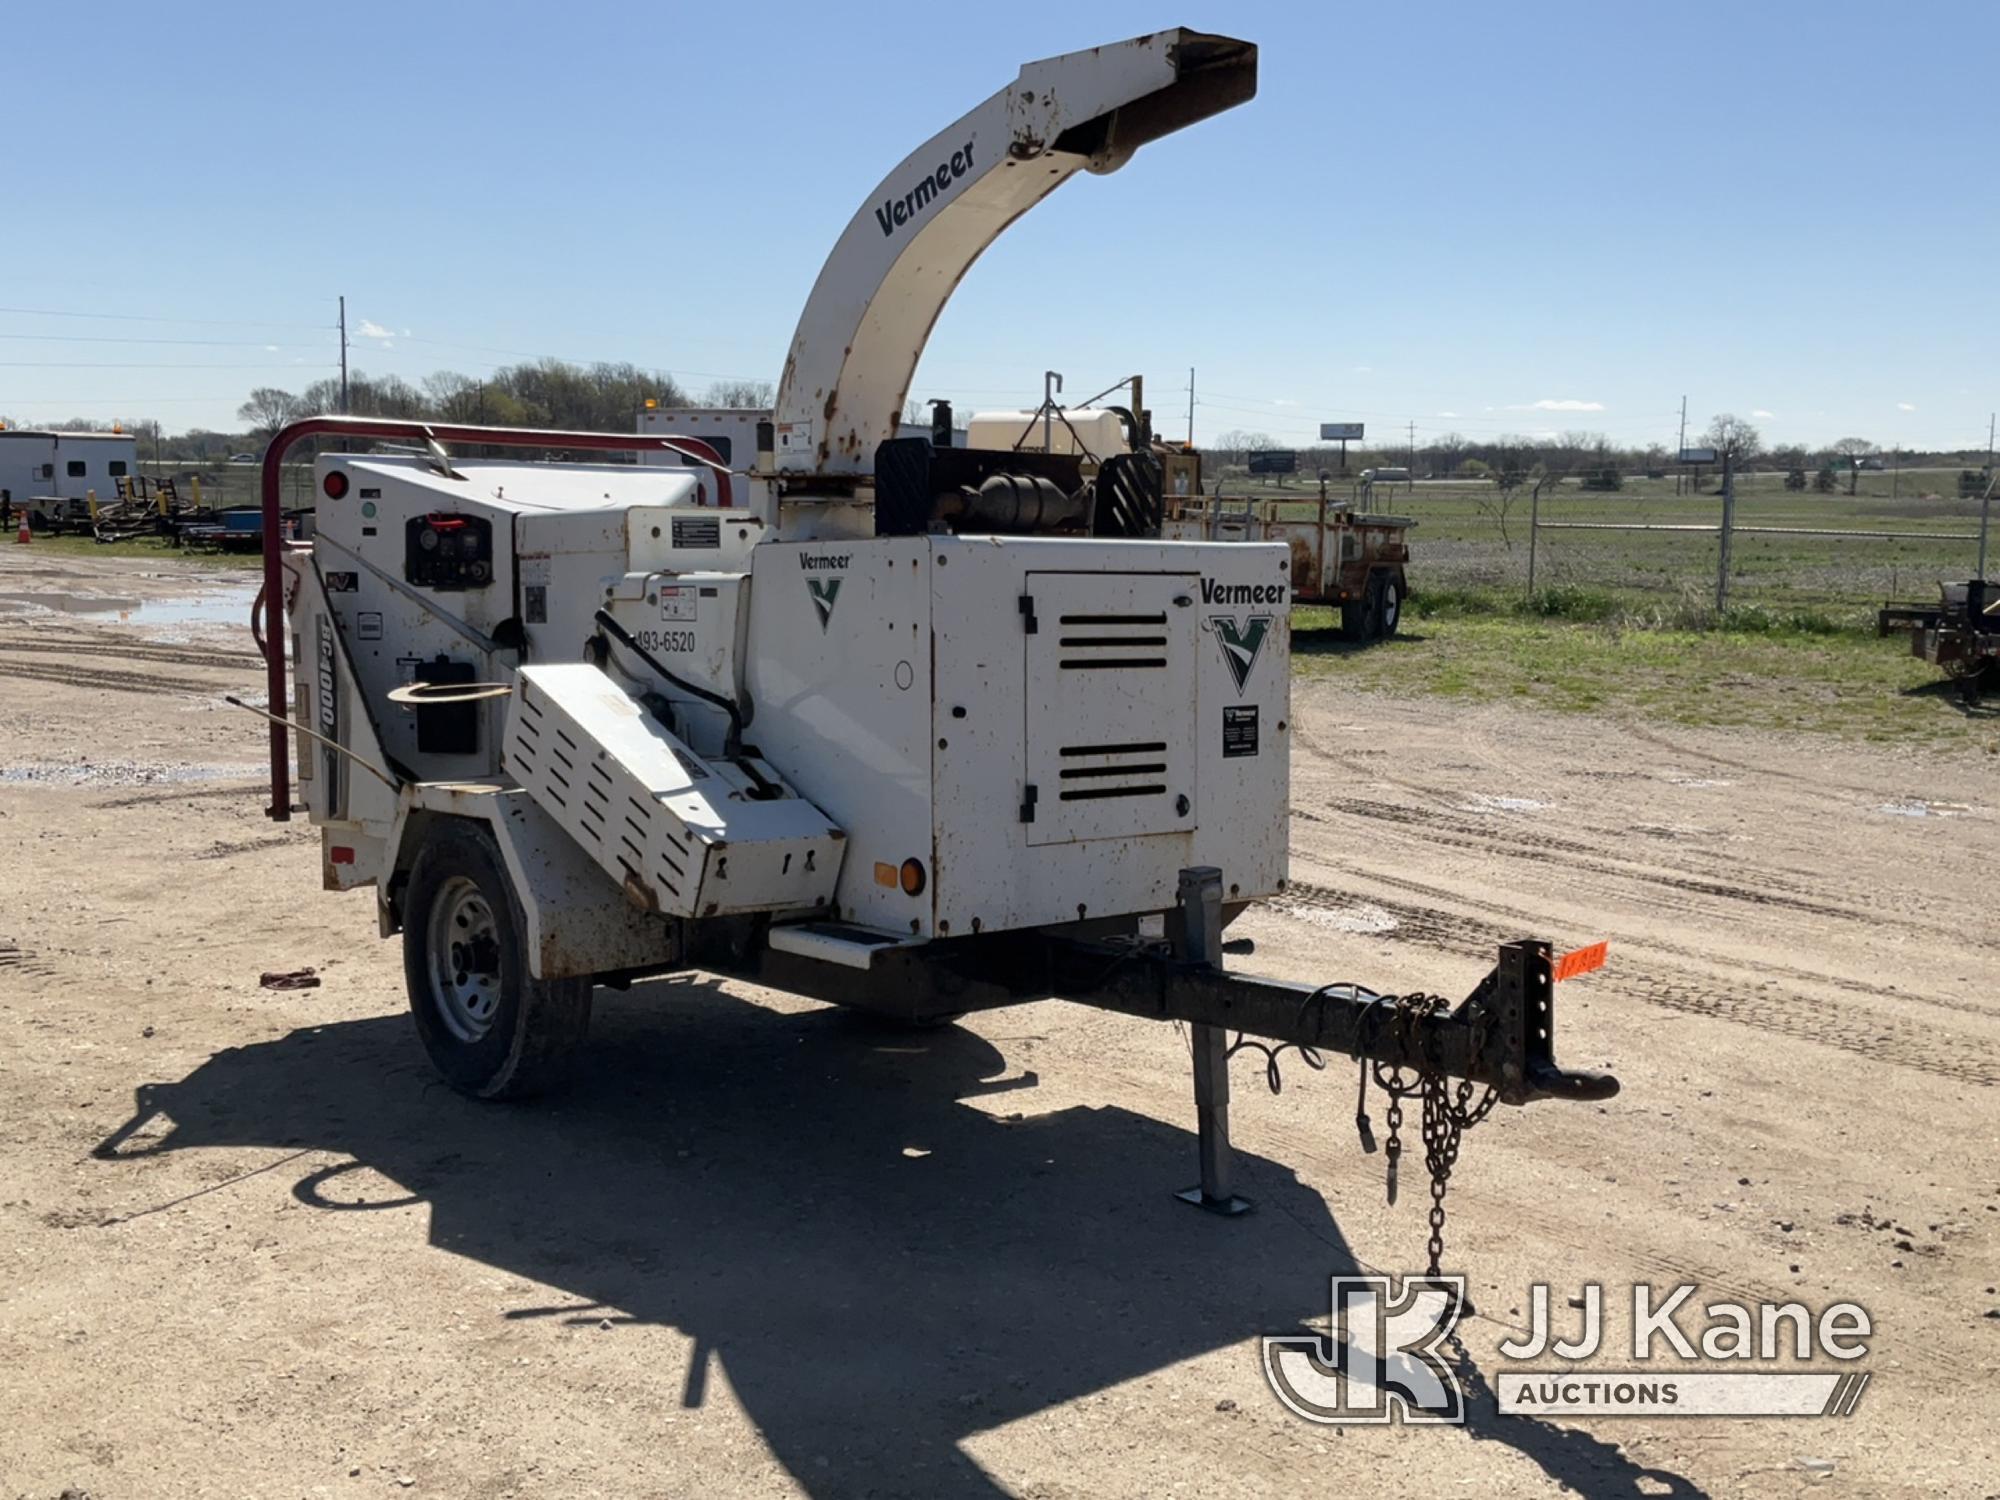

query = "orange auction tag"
(1553, 941), (1608, 982)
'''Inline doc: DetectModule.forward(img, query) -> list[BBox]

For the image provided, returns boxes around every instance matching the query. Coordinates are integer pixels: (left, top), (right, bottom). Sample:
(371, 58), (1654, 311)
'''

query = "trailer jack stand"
(1173, 868), (1252, 1216)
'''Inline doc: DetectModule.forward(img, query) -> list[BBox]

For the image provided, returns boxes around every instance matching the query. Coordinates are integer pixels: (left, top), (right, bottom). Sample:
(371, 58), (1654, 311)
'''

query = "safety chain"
(1226, 983), (1500, 1278)
(1354, 992), (1498, 1279)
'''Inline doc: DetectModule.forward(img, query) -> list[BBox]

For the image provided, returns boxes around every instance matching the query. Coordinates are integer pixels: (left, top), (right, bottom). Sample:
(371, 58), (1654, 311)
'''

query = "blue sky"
(5, 1), (1994, 453)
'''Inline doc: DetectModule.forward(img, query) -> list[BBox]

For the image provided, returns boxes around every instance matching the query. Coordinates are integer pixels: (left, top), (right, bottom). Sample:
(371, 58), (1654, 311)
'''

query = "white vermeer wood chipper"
(249, 29), (1615, 1255)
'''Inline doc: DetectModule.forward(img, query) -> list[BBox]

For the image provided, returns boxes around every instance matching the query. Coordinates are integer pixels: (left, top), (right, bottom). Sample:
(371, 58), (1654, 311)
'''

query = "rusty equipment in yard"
(1880, 579), (2000, 700)
(242, 30), (1617, 1276)
(1162, 482), (1415, 640)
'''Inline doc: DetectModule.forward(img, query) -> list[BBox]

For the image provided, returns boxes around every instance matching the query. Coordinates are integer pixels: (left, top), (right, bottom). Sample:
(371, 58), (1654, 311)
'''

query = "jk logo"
(807, 577), (843, 631)
(1263, 1276), (1467, 1425)
(1211, 613), (1274, 694)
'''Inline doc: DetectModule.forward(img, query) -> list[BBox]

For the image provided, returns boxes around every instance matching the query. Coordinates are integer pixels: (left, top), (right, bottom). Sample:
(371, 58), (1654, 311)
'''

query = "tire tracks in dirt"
(1269, 881), (2000, 1088)
(0, 658), (222, 697)
(1302, 781), (2000, 957)
(1324, 794), (1876, 923)
(0, 637), (261, 671)
(0, 942), (57, 980)
(1619, 721), (1894, 803)
(1302, 860), (2000, 1028)
(193, 832), (312, 860)
(94, 782), (264, 810)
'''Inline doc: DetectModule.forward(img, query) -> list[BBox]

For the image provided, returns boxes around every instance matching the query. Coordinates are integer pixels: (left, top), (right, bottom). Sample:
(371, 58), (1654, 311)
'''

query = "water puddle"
(1456, 793), (1549, 813)
(0, 583), (257, 629)
(1877, 800), (1969, 819)
(0, 591), (141, 614)
(1269, 897), (1400, 936)
(0, 760), (261, 788)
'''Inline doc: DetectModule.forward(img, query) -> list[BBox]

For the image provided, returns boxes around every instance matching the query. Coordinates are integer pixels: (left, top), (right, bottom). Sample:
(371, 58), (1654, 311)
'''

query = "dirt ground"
(2, 545), (1996, 1500)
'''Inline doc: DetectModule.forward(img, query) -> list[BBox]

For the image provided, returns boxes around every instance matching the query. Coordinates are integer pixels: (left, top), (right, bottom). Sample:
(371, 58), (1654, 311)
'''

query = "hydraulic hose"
(592, 608), (747, 756)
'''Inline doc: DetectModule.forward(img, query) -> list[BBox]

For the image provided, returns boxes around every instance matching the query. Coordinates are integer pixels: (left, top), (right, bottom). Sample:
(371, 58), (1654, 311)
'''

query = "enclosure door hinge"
(1019, 594), (1038, 634)
(1019, 782), (1038, 823)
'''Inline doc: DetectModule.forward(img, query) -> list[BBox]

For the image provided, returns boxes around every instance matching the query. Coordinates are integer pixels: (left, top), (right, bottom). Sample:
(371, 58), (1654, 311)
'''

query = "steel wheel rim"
(1381, 581), (1399, 631)
(426, 876), (502, 1043)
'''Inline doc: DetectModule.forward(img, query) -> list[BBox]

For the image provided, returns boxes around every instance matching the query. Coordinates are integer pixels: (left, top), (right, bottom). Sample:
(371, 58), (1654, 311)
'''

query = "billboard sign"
(1678, 447), (1718, 464)
(1320, 422), (1365, 441)
(1248, 449), (1299, 475)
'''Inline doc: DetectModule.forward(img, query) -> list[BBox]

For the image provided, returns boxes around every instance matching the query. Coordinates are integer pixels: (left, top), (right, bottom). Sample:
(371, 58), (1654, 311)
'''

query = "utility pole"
(1407, 419), (1416, 481)
(1185, 366), (1195, 445)
(1676, 395), (1687, 496)
(1716, 445), (1736, 615)
(338, 295), (350, 415)
(1980, 412), (1995, 579)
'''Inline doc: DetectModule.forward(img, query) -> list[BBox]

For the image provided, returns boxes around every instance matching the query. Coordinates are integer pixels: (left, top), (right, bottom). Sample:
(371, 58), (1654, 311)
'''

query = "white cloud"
(1511, 398), (1605, 412)
(1436, 411), (1459, 418)
(356, 319), (397, 345)
(1896, 401), (1917, 412)
(1272, 398), (1299, 408)
(1751, 409), (1774, 419)
(1351, 365), (1373, 374)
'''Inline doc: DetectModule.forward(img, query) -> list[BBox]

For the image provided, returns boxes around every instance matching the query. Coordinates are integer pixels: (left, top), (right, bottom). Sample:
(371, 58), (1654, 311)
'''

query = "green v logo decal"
(1211, 613), (1273, 694)
(808, 577), (843, 630)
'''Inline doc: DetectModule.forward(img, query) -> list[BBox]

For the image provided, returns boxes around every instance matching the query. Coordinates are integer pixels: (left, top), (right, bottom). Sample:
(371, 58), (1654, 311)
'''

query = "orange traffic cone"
(14, 507), (29, 545)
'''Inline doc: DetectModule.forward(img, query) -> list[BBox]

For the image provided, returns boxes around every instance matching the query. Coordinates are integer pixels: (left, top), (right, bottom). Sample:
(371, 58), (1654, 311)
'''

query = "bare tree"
(1831, 436), (1878, 494)
(1703, 413), (1762, 463)
(1428, 431), (1468, 476)
(704, 380), (774, 409)
(237, 387), (300, 439)
(1472, 483), (1523, 548)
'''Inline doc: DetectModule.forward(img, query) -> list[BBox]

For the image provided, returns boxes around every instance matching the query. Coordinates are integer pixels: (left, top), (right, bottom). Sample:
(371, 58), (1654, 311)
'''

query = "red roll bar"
(258, 416), (734, 821)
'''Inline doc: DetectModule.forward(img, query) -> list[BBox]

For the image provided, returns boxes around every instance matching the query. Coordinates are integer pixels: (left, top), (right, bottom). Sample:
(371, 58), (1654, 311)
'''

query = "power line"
(0, 304), (332, 330)
(0, 361), (337, 370)
(0, 331), (328, 348)
(0, 395), (278, 405)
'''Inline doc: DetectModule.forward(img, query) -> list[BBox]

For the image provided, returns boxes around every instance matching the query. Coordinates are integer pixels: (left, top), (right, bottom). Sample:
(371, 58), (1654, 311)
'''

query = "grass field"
(1220, 466), (1991, 627)
(24, 533), (259, 569)
(1292, 602), (1998, 749)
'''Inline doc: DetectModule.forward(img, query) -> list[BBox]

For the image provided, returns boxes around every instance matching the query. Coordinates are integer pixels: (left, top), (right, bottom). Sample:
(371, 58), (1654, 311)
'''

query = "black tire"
(401, 821), (592, 1100)
(1373, 574), (1402, 639)
(1339, 600), (1371, 640)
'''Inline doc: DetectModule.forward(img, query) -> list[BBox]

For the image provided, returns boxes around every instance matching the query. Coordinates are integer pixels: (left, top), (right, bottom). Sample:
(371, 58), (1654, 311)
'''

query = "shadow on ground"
(1901, 674), (2000, 719)
(95, 980), (1701, 1498)
(1291, 627), (1429, 659)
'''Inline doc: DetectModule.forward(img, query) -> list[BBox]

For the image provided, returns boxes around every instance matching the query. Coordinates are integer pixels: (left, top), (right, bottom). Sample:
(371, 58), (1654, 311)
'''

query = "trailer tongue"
(250, 29), (1617, 1272)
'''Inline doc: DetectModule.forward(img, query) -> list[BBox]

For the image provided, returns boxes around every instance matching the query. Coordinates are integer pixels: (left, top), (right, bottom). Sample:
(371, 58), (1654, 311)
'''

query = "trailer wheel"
(402, 822), (592, 1100)
(1339, 600), (1370, 640)
(1372, 574), (1402, 639)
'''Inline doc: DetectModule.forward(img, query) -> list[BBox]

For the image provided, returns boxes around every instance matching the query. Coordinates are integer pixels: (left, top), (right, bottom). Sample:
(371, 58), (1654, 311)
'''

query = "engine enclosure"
(744, 533), (1290, 938)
